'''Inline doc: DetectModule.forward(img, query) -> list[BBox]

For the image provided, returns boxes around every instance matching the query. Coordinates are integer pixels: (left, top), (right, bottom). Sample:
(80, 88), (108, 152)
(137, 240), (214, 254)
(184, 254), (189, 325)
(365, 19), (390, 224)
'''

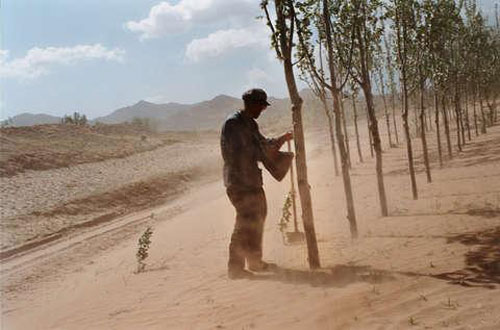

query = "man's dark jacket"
(220, 111), (277, 189)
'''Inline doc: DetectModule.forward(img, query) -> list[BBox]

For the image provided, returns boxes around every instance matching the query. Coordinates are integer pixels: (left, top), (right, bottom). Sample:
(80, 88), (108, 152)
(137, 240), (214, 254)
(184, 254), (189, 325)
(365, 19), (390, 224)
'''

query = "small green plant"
(278, 191), (292, 232)
(408, 316), (417, 326)
(136, 227), (153, 273)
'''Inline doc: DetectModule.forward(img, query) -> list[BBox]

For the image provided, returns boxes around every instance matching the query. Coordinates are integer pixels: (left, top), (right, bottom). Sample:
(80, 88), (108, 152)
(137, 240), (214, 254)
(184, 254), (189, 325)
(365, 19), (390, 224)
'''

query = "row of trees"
(261, 0), (500, 269)
(62, 112), (89, 125)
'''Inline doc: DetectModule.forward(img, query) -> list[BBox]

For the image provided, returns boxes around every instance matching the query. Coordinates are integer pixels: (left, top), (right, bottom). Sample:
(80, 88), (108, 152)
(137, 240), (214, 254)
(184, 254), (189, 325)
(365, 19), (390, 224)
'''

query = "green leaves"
(136, 226), (153, 273)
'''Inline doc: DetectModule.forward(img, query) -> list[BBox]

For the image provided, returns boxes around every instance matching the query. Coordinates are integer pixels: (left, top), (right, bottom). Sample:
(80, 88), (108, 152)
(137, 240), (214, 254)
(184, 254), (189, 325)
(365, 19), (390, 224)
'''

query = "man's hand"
(271, 131), (293, 151)
(281, 131), (294, 143)
(268, 131), (294, 154)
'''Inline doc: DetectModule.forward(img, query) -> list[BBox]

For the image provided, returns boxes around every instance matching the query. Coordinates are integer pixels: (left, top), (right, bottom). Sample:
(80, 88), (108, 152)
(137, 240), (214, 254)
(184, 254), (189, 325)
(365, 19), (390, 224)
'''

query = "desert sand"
(1, 123), (499, 329)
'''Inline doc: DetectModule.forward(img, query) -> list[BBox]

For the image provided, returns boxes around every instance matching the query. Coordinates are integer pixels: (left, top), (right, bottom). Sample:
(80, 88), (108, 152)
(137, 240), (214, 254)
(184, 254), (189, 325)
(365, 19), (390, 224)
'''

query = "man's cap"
(242, 88), (271, 106)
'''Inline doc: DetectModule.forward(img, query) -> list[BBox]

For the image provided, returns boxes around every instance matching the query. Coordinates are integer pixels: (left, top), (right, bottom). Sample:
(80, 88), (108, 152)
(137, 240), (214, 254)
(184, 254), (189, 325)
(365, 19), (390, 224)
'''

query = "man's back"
(220, 111), (264, 189)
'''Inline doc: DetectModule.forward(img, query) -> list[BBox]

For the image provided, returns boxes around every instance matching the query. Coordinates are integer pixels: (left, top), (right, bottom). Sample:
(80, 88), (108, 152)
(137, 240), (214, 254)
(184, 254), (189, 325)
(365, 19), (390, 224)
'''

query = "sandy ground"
(1, 122), (500, 329)
(0, 136), (221, 250)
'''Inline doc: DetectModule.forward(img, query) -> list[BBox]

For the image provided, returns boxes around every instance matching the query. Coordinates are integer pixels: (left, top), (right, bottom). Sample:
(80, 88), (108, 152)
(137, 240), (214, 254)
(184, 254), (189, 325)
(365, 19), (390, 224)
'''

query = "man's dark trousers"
(226, 186), (267, 271)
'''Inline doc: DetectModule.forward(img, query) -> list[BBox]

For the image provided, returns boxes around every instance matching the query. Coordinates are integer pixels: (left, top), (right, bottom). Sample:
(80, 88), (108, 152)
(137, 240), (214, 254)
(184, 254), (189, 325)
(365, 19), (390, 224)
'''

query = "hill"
(5, 91), (328, 131)
(3, 113), (61, 127)
(94, 100), (190, 124)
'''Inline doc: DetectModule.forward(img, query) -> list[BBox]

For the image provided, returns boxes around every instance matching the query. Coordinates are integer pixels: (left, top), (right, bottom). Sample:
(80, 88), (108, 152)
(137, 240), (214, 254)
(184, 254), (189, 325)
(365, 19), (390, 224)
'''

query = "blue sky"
(1, 0), (498, 120)
(0, 0), (287, 119)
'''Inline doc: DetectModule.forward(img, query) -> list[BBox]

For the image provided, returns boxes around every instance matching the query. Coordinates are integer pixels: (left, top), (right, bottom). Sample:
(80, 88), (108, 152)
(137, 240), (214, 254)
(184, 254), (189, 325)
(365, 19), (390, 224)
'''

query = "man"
(220, 88), (293, 279)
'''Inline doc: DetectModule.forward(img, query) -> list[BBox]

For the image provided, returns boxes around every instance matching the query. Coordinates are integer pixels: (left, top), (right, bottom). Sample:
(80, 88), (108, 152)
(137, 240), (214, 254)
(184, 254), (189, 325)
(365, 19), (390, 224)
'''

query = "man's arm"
(258, 130), (293, 152)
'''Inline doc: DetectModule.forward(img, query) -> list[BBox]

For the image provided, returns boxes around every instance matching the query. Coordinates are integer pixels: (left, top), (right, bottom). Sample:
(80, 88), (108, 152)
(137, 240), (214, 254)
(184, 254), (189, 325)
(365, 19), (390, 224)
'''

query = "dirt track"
(2, 124), (500, 329)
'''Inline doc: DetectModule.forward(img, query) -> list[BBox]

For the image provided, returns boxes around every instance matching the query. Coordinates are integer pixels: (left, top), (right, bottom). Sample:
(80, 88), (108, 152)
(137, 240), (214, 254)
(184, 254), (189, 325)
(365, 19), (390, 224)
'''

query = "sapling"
(136, 226), (153, 273)
(278, 191), (293, 233)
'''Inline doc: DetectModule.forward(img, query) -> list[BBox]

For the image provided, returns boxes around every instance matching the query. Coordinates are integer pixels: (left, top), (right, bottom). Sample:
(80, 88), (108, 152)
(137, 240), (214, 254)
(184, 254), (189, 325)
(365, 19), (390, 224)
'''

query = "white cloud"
(185, 23), (269, 62)
(243, 65), (287, 98)
(246, 67), (274, 86)
(126, 0), (259, 39)
(0, 44), (125, 80)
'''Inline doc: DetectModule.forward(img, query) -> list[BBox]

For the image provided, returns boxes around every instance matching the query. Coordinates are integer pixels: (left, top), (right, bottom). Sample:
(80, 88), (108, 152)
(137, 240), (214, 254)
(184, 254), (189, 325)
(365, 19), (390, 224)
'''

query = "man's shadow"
(249, 264), (396, 288)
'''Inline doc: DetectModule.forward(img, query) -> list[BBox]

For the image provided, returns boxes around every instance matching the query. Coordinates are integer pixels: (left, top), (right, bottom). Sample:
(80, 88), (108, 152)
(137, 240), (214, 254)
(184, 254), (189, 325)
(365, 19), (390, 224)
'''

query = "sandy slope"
(2, 124), (500, 330)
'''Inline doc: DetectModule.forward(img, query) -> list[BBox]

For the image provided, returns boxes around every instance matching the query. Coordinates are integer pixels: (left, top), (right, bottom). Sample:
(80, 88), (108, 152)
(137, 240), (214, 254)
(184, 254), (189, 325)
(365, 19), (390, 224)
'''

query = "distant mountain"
(94, 100), (190, 124)
(5, 113), (61, 127)
(4, 91), (326, 130)
(158, 94), (242, 131)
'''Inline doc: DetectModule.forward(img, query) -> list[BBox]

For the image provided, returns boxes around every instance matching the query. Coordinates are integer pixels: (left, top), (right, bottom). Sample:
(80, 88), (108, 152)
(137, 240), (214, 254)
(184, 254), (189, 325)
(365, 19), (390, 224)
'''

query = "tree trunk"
(275, 1), (320, 268)
(424, 108), (430, 132)
(454, 87), (462, 152)
(361, 80), (389, 216)
(324, 100), (340, 176)
(434, 90), (443, 168)
(352, 96), (363, 163)
(473, 88), (479, 136)
(323, 0), (357, 238)
(382, 93), (393, 148)
(377, 66), (393, 148)
(486, 100), (496, 126)
(479, 90), (487, 134)
(420, 80), (432, 183)
(465, 86), (471, 141)
(442, 96), (453, 159)
(392, 93), (400, 145)
(356, 16), (388, 216)
(402, 83), (418, 199)
(340, 99), (352, 168)
(414, 99), (420, 138)
(395, 3), (417, 199)
(367, 110), (374, 158)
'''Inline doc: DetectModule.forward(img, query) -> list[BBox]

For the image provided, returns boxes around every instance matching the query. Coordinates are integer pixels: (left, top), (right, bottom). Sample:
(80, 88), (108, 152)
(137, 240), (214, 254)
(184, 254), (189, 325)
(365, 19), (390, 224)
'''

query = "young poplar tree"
(293, 0), (359, 237)
(383, 31), (400, 146)
(298, 44), (340, 177)
(261, 0), (320, 269)
(337, 0), (389, 215)
(374, 53), (394, 148)
(414, 0), (432, 182)
(389, 0), (419, 199)
(349, 85), (364, 163)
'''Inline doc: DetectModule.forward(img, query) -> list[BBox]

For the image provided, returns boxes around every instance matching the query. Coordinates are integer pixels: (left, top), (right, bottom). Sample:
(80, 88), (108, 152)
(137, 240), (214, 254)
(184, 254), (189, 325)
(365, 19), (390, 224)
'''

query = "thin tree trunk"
(395, 4), (418, 199)
(362, 81), (389, 215)
(367, 109), (374, 158)
(274, 2), (320, 268)
(420, 80), (431, 183)
(425, 107), (431, 132)
(479, 90), (487, 134)
(382, 93), (393, 148)
(458, 86), (466, 145)
(486, 100), (495, 125)
(323, 0), (357, 238)
(352, 95), (363, 163)
(377, 66), (393, 147)
(473, 88), (479, 136)
(434, 90), (443, 168)
(324, 101), (340, 176)
(465, 86), (471, 141)
(340, 98), (352, 168)
(414, 101), (420, 138)
(442, 96), (453, 159)
(356, 14), (388, 216)
(402, 84), (418, 199)
(460, 106), (466, 147)
(454, 86), (462, 152)
(391, 94), (400, 145)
